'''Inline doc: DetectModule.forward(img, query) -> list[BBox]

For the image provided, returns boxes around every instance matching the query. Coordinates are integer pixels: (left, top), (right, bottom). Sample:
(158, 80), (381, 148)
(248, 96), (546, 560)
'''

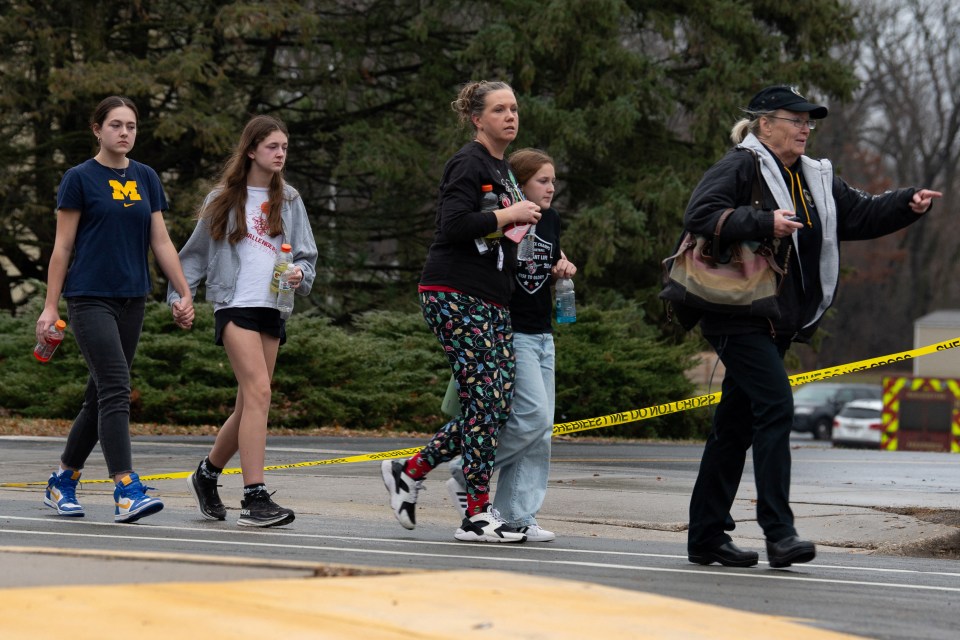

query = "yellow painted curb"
(0, 569), (860, 639)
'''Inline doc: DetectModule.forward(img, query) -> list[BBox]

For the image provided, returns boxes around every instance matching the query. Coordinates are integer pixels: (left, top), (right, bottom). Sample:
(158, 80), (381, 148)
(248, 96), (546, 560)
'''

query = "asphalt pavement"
(1, 433), (958, 639)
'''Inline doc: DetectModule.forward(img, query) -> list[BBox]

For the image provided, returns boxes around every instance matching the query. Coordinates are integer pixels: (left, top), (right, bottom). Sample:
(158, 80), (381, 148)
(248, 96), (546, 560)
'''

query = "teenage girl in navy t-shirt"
(36, 96), (194, 524)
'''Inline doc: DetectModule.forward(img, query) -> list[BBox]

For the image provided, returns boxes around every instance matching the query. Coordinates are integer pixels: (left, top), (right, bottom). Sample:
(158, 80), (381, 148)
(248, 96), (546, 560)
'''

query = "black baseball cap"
(746, 85), (828, 119)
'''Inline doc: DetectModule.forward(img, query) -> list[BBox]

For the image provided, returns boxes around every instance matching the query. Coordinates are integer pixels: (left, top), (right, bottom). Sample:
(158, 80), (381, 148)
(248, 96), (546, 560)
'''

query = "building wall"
(914, 310), (960, 377)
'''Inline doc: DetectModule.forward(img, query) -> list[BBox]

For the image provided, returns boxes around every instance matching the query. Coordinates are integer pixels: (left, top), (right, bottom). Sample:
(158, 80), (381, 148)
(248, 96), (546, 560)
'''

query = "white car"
(831, 399), (884, 448)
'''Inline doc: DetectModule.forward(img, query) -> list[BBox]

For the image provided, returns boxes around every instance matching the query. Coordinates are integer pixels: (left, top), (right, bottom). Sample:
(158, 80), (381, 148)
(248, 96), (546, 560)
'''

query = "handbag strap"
(744, 148), (763, 209)
(709, 149), (765, 261)
(709, 208), (735, 262)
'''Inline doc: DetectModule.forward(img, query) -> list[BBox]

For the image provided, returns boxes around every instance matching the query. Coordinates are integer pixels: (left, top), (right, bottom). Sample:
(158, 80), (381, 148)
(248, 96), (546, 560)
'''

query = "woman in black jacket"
(380, 80), (541, 543)
(685, 85), (941, 569)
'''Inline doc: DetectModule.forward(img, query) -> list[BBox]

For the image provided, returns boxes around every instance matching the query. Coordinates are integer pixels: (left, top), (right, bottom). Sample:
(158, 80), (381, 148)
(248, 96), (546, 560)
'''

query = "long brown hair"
(202, 115), (289, 243)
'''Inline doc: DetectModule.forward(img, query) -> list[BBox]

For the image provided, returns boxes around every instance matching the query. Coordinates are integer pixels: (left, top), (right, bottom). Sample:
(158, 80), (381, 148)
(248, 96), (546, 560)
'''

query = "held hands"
(909, 189), (942, 214)
(171, 293), (195, 330)
(773, 210), (804, 238)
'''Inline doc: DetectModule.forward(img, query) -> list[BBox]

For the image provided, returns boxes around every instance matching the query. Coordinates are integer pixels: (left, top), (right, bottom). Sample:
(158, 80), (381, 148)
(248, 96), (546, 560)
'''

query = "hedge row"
(0, 297), (705, 438)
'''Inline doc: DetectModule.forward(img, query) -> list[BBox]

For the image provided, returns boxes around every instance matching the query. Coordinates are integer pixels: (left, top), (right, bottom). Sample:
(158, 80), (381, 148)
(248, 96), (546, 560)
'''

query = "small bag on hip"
(440, 374), (461, 418)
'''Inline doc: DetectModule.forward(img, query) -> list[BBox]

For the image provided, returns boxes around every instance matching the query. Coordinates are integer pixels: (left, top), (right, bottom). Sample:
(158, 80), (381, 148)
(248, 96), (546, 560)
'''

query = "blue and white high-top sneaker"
(114, 472), (163, 523)
(44, 468), (84, 517)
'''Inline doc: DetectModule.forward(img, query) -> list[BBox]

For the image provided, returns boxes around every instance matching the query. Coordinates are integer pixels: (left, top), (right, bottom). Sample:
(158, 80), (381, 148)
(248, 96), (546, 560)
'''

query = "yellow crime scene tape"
(4, 336), (959, 487)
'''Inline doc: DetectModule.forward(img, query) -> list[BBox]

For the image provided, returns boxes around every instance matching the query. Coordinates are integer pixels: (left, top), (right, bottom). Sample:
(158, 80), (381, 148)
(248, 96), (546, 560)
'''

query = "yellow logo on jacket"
(109, 180), (142, 202)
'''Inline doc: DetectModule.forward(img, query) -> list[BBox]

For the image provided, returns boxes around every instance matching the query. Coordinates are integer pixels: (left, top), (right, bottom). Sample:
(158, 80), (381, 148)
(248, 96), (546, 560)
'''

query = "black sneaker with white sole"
(187, 466), (227, 521)
(381, 459), (423, 530)
(237, 489), (295, 527)
(454, 505), (527, 543)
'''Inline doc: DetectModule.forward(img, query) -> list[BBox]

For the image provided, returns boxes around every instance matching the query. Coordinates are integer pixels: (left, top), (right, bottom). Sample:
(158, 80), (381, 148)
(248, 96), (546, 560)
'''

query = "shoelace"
(124, 481), (156, 499)
(247, 489), (282, 505)
(60, 479), (80, 502)
(488, 506), (509, 525)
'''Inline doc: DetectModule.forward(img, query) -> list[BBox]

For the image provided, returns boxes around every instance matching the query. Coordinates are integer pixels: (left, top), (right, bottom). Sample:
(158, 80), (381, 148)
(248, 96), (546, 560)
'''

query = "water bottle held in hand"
(481, 184), (503, 239)
(277, 268), (295, 319)
(34, 319), (67, 363)
(475, 184), (500, 254)
(271, 243), (292, 293)
(556, 278), (576, 324)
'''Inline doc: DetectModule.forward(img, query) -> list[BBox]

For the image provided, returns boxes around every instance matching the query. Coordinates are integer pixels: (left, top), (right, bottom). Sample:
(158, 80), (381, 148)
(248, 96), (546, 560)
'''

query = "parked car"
(792, 382), (882, 440)
(832, 399), (884, 448)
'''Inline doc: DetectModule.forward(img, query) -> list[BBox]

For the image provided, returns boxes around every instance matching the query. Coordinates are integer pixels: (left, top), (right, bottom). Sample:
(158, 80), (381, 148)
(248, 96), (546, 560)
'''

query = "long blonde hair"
(202, 115), (288, 243)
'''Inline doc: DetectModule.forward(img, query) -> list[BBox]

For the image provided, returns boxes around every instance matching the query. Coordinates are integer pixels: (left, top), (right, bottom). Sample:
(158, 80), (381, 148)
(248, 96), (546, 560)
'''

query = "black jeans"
(688, 332), (797, 549)
(60, 296), (145, 477)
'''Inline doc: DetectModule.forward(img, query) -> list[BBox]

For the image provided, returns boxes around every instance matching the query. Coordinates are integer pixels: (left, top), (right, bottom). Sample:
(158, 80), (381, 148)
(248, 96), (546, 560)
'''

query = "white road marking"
(2, 515), (958, 585)
(1, 527), (957, 593)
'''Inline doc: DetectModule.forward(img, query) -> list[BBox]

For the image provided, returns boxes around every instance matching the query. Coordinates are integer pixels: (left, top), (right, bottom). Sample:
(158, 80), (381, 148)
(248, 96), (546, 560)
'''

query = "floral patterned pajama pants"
(415, 290), (515, 501)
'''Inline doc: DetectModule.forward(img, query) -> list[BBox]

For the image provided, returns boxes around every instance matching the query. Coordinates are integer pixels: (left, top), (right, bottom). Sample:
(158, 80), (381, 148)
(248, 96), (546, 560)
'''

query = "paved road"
(1, 434), (958, 639)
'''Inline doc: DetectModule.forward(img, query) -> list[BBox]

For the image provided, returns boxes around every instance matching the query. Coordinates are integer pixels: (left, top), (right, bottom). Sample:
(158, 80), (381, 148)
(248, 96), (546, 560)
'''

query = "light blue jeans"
(493, 332), (556, 527)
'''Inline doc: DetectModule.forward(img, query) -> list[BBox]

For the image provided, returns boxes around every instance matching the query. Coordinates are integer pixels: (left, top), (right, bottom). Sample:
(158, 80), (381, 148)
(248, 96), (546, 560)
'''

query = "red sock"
(403, 453), (432, 480)
(466, 494), (488, 517)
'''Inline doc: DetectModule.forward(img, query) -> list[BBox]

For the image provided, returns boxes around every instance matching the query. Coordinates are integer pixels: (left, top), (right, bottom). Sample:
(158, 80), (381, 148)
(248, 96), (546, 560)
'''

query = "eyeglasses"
(765, 115), (817, 130)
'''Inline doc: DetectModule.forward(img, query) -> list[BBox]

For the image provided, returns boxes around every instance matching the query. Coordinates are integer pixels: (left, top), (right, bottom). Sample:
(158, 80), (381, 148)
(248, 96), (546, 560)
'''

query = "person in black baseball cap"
(745, 85), (829, 119)
(674, 83), (941, 572)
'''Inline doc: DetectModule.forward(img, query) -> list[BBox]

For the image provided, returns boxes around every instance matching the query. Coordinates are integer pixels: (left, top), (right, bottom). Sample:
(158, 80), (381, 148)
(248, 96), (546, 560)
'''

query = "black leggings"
(60, 296), (145, 477)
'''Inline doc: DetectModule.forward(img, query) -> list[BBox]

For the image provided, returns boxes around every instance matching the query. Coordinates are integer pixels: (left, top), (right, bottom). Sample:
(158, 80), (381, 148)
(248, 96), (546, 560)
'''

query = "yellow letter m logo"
(109, 180), (142, 202)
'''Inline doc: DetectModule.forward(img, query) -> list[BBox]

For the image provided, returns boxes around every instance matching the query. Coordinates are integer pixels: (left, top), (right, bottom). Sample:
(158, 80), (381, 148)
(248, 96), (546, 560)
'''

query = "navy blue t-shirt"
(57, 158), (167, 297)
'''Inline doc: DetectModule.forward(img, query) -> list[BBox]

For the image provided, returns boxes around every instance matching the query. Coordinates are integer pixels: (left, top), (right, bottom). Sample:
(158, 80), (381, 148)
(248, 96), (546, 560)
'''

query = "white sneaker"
(445, 476), (468, 519)
(381, 459), (423, 530)
(519, 524), (556, 542)
(454, 505), (526, 543)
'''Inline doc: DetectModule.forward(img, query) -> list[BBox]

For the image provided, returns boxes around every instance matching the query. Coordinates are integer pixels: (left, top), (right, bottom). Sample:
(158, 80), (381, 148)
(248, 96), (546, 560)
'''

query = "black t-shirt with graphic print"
(420, 142), (524, 306)
(510, 207), (562, 333)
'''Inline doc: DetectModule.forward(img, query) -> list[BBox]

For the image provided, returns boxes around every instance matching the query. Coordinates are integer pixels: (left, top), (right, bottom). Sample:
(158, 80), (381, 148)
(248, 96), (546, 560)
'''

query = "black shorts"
(214, 307), (286, 347)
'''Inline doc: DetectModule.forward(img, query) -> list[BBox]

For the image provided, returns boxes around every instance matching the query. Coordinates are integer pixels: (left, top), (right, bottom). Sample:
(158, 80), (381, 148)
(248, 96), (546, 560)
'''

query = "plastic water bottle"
(277, 268), (295, 319)
(556, 278), (576, 324)
(481, 184), (501, 238)
(34, 319), (67, 363)
(475, 184), (500, 254)
(270, 243), (292, 293)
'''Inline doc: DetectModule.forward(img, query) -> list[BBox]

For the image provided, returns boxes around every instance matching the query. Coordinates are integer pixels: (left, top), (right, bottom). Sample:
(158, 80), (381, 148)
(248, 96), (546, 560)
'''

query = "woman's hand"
(773, 210), (804, 238)
(498, 200), (541, 227)
(552, 252), (577, 279)
(287, 265), (304, 289)
(35, 308), (60, 343)
(910, 189), (942, 214)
